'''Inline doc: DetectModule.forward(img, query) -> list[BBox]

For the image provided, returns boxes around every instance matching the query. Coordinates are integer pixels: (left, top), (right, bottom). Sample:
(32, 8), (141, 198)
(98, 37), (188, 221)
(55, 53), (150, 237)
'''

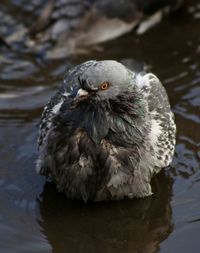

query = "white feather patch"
(52, 101), (63, 114)
(148, 116), (162, 146)
(62, 91), (70, 97)
(136, 73), (159, 89)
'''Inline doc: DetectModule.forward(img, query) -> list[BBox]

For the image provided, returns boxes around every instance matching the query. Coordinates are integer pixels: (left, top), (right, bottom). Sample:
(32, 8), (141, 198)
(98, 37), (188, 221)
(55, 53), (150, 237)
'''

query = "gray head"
(75, 60), (135, 101)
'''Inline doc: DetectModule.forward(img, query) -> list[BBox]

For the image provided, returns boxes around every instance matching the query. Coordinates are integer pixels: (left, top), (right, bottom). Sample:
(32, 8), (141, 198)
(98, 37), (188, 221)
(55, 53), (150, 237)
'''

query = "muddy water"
(1, 1), (200, 253)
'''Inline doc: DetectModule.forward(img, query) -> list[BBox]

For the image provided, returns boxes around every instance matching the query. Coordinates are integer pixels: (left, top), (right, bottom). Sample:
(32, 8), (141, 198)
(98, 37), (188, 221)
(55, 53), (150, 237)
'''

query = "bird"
(36, 60), (176, 201)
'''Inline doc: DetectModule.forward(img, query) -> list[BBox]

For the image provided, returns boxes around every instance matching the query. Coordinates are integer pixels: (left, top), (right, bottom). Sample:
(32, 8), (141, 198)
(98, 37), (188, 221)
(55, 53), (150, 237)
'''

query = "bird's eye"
(99, 82), (110, 91)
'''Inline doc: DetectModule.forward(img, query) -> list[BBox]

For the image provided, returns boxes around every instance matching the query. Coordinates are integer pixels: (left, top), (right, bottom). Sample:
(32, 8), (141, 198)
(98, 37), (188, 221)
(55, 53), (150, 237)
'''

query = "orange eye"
(99, 82), (110, 91)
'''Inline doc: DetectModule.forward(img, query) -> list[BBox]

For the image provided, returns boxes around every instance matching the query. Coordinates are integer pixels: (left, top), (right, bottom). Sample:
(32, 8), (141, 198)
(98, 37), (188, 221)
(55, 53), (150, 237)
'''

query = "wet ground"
(1, 1), (200, 253)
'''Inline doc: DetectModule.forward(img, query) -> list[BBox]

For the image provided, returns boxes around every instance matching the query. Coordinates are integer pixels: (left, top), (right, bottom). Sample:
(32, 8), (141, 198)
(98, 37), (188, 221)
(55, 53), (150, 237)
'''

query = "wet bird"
(37, 60), (176, 201)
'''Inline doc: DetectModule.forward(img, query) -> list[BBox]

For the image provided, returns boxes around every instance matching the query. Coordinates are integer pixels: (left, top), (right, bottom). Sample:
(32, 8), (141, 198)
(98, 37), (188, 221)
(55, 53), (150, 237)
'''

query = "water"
(0, 1), (200, 252)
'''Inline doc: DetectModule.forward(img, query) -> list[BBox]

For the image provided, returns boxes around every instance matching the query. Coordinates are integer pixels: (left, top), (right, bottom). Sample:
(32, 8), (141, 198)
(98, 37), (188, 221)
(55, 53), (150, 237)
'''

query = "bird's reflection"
(38, 171), (173, 253)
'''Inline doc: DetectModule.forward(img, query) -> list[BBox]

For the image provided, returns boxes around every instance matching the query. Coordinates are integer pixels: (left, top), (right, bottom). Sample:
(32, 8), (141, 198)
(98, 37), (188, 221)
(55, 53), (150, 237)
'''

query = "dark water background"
(1, 1), (200, 252)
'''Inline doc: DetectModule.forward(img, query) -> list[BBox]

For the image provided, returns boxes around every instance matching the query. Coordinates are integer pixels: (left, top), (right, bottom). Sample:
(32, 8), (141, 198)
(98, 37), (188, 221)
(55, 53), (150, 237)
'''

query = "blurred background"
(0, 0), (200, 252)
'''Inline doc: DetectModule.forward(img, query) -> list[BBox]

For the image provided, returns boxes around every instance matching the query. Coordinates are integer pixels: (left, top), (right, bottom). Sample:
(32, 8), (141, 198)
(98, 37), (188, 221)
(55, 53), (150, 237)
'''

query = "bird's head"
(71, 60), (135, 105)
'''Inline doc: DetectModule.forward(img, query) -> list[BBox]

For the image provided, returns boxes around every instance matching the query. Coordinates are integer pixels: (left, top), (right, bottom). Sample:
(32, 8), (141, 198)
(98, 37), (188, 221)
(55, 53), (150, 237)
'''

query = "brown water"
(1, 1), (200, 253)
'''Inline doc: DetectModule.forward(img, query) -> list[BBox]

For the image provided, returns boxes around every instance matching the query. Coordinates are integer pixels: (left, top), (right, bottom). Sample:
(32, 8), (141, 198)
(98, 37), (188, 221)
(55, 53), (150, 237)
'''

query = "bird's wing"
(135, 72), (176, 169)
(37, 60), (97, 150)
(135, 72), (171, 113)
(37, 91), (64, 150)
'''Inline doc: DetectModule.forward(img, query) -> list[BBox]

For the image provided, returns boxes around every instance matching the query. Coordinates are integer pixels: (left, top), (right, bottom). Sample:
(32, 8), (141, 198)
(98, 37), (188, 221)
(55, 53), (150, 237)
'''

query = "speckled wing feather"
(135, 73), (176, 169)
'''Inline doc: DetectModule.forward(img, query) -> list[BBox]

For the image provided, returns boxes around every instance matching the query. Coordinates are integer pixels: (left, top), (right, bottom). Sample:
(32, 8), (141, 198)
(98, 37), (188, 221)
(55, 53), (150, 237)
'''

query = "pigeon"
(36, 60), (176, 201)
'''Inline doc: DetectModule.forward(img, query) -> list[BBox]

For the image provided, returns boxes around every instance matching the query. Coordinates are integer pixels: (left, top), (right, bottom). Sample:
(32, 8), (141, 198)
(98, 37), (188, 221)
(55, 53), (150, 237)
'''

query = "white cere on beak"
(76, 89), (89, 97)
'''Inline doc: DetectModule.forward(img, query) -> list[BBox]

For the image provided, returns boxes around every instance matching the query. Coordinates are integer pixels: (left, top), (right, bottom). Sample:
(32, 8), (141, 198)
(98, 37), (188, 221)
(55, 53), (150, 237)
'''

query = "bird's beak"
(72, 89), (90, 107)
(75, 89), (89, 98)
